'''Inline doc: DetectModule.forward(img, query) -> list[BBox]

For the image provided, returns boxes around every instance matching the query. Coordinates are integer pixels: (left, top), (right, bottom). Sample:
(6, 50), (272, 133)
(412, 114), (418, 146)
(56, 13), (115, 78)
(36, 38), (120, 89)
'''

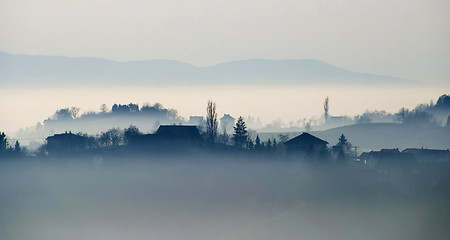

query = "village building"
(284, 132), (328, 159)
(357, 148), (416, 168)
(130, 125), (203, 150)
(155, 125), (203, 143)
(220, 114), (235, 133)
(46, 132), (87, 155)
(402, 148), (450, 163)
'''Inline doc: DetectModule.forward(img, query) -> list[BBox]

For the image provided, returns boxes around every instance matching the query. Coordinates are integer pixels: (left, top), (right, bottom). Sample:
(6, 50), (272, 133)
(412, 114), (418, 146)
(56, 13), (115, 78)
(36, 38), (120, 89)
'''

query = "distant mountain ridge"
(0, 51), (414, 87)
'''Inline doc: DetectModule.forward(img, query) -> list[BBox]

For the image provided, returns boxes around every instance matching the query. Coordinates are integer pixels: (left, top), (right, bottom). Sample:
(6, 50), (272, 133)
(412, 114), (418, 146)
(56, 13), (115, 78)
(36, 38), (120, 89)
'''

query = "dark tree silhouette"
(205, 100), (218, 143)
(255, 135), (261, 150)
(435, 94), (450, 109)
(217, 129), (230, 145)
(266, 139), (272, 150)
(99, 128), (123, 147)
(14, 141), (21, 153)
(99, 131), (110, 146)
(100, 104), (109, 113)
(108, 128), (123, 146)
(0, 132), (9, 154)
(334, 134), (352, 161)
(52, 107), (80, 120)
(232, 116), (248, 149)
(395, 108), (435, 126)
(124, 125), (142, 145)
(324, 96), (329, 121)
(246, 138), (254, 150)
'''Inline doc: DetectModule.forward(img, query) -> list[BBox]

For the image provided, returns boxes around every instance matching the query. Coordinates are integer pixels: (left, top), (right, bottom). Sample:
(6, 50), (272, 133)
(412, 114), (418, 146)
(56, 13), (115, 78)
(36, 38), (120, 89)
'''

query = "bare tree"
(52, 107), (80, 120)
(205, 100), (218, 143)
(123, 125), (142, 145)
(100, 104), (108, 113)
(324, 96), (329, 121)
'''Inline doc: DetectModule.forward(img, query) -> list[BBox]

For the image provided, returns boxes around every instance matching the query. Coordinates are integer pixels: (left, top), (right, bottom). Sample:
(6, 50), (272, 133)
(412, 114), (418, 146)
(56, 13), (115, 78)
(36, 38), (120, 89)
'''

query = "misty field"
(1, 157), (449, 240)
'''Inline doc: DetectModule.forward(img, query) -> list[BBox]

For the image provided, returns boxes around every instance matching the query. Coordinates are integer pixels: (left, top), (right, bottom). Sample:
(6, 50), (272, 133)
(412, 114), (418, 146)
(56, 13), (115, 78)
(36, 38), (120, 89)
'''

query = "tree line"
(0, 132), (23, 158)
(51, 103), (180, 121)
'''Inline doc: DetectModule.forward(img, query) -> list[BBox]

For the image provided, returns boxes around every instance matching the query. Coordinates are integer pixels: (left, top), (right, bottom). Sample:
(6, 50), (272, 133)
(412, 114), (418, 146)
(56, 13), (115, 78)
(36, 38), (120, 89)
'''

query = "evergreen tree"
(334, 134), (352, 161)
(266, 139), (272, 150)
(0, 132), (9, 154)
(14, 141), (21, 153)
(272, 138), (278, 153)
(246, 138), (254, 150)
(254, 135), (261, 151)
(337, 134), (351, 150)
(232, 116), (248, 148)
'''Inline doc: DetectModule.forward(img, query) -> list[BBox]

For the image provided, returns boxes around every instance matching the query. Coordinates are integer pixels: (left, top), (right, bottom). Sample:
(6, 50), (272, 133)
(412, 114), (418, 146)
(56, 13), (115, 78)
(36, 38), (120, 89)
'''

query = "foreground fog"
(1, 157), (449, 240)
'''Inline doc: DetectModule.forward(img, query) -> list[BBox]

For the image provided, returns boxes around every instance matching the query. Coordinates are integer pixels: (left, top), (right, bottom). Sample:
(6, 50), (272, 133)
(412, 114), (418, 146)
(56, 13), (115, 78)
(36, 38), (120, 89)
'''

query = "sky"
(1, 0), (449, 83)
(0, 0), (449, 135)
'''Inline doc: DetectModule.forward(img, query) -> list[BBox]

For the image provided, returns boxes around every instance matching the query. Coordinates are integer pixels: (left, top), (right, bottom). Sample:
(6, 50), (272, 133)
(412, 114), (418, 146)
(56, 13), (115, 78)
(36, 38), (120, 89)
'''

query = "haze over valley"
(1, 0), (449, 239)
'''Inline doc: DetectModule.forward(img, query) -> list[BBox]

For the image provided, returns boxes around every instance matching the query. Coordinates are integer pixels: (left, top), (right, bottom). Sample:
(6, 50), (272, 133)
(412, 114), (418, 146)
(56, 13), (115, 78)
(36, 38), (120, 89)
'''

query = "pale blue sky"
(1, 0), (449, 83)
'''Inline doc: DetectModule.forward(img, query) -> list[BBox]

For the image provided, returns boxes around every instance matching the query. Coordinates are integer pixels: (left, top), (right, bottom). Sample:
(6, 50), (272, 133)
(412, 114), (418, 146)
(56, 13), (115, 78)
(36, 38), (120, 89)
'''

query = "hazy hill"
(314, 123), (450, 151)
(259, 123), (450, 152)
(0, 52), (413, 87)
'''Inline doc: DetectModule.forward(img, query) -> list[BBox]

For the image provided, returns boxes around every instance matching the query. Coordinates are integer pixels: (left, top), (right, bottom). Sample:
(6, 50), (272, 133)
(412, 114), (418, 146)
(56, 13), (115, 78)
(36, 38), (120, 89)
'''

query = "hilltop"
(260, 122), (449, 152)
(0, 52), (414, 88)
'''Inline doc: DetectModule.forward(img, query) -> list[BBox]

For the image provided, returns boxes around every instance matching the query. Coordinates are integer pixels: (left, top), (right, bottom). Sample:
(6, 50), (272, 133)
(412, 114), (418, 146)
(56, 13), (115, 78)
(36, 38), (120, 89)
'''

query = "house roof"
(380, 148), (400, 153)
(402, 148), (423, 154)
(46, 132), (86, 141)
(402, 148), (450, 162)
(220, 114), (235, 121)
(285, 132), (328, 146)
(156, 125), (203, 141)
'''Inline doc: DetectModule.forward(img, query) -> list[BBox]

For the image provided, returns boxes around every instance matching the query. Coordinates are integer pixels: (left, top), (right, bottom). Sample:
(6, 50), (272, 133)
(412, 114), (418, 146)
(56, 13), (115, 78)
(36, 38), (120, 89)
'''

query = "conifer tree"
(266, 139), (272, 150)
(334, 134), (352, 161)
(0, 132), (8, 154)
(14, 141), (21, 153)
(232, 116), (248, 148)
(255, 135), (261, 151)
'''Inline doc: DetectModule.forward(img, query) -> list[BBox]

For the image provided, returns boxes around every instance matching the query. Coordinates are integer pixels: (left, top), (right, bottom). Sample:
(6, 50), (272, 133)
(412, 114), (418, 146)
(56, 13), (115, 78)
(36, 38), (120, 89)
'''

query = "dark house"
(402, 148), (450, 163)
(130, 125), (203, 150)
(46, 132), (87, 155)
(358, 148), (416, 168)
(284, 132), (328, 159)
(155, 125), (203, 143)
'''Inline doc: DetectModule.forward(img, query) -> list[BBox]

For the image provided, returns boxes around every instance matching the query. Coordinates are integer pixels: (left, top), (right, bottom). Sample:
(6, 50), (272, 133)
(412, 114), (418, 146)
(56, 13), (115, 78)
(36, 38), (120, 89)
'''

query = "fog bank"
(1, 86), (447, 135)
(1, 157), (448, 240)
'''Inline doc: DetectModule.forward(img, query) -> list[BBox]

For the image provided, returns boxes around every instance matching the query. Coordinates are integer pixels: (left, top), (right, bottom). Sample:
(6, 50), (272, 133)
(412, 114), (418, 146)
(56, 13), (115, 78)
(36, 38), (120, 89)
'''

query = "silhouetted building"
(130, 125), (203, 150)
(155, 125), (203, 143)
(402, 148), (450, 163)
(358, 148), (416, 168)
(46, 132), (87, 155)
(284, 132), (328, 159)
(220, 114), (235, 133)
